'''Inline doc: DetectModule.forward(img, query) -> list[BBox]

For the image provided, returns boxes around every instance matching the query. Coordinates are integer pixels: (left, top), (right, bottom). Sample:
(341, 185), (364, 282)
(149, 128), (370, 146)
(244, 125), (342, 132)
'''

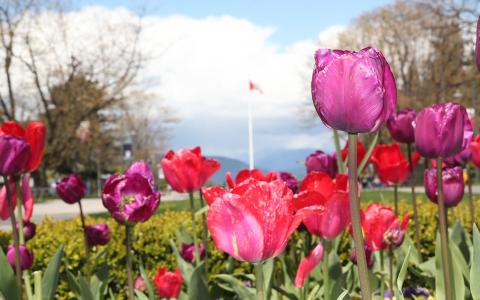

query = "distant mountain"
(209, 156), (249, 184)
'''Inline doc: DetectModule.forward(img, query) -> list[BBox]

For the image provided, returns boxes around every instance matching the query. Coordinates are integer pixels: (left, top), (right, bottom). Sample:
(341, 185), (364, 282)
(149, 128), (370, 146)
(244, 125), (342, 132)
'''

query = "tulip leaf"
(41, 245), (64, 300)
(450, 220), (470, 262)
(134, 291), (150, 300)
(450, 241), (465, 300)
(395, 246), (411, 300)
(195, 205), (209, 216)
(0, 245), (19, 300)
(66, 270), (81, 296)
(450, 240), (470, 283)
(328, 251), (346, 299)
(188, 262), (211, 300)
(470, 225), (480, 300)
(357, 130), (379, 176)
(139, 260), (156, 300)
(170, 239), (194, 285)
(335, 289), (349, 300)
(435, 234), (445, 300)
(78, 275), (95, 300)
(215, 274), (255, 300)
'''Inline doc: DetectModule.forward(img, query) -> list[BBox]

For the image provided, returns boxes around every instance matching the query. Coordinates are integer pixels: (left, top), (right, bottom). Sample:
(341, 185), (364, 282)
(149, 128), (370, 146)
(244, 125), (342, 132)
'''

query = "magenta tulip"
(444, 111), (473, 167)
(305, 150), (337, 178)
(181, 242), (205, 263)
(85, 223), (111, 247)
(102, 161), (161, 224)
(0, 136), (30, 176)
(56, 174), (86, 204)
(350, 241), (374, 269)
(18, 221), (36, 241)
(424, 166), (464, 208)
(386, 108), (416, 144)
(414, 103), (467, 159)
(7, 244), (33, 270)
(311, 47), (397, 133)
(277, 172), (298, 194)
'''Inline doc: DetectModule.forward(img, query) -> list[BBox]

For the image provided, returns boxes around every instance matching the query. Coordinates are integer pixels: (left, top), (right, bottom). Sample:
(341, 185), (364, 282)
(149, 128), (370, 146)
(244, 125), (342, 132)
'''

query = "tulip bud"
(311, 47), (397, 133)
(7, 245), (34, 270)
(350, 243), (374, 269)
(277, 172), (298, 194)
(383, 227), (406, 248)
(0, 136), (30, 176)
(414, 103), (467, 159)
(56, 174), (86, 204)
(386, 108), (416, 144)
(134, 276), (147, 292)
(17, 221), (36, 241)
(153, 267), (183, 299)
(305, 150), (337, 178)
(424, 166), (464, 208)
(85, 223), (111, 247)
(180, 242), (205, 263)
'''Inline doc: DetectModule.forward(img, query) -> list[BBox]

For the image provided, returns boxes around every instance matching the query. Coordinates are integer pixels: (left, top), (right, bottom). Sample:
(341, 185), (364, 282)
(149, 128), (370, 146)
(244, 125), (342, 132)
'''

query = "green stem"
(393, 184), (398, 216)
(4, 176), (22, 300)
(125, 225), (134, 300)
(407, 143), (421, 250)
(468, 168), (476, 229)
(380, 250), (385, 299)
(322, 240), (330, 300)
(388, 247), (393, 295)
(436, 158), (452, 300)
(188, 191), (200, 265)
(78, 200), (91, 278)
(347, 134), (371, 300)
(199, 190), (208, 271)
(303, 233), (311, 299)
(16, 178), (33, 298)
(333, 129), (345, 174)
(255, 263), (265, 300)
(33, 271), (42, 300)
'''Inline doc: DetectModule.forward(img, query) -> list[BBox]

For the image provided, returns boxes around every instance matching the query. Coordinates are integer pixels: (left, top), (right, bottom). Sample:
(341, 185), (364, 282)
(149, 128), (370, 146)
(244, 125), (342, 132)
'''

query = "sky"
(68, 0), (393, 163)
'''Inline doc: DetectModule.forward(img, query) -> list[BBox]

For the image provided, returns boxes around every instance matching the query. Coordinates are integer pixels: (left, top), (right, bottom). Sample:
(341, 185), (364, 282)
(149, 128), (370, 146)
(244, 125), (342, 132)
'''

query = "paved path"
(0, 191), (186, 231)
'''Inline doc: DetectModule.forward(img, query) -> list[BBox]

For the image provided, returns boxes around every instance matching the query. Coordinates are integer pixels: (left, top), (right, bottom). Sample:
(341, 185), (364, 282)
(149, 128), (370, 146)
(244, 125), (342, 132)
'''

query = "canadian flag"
(249, 80), (263, 94)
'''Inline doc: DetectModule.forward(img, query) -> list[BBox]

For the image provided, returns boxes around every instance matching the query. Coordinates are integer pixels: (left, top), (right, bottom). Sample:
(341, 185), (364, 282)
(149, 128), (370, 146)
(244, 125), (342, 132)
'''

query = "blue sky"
(75, 0), (391, 45)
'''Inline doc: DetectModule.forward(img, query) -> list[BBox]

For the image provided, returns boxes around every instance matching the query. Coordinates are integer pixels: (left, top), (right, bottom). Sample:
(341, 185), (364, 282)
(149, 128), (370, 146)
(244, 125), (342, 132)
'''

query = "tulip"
(383, 227), (406, 248)
(311, 47), (396, 134)
(85, 223), (111, 247)
(305, 150), (337, 178)
(370, 144), (420, 185)
(227, 168), (277, 189)
(153, 267), (183, 299)
(341, 139), (367, 168)
(294, 243), (324, 287)
(294, 172), (351, 239)
(0, 121), (46, 173)
(414, 103), (467, 159)
(102, 161), (161, 224)
(6, 244), (33, 270)
(477, 16), (480, 71)
(0, 136), (30, 176)
(134, 276), (147, 292)
(350, 241), (374, 269)
(361, 203), (409, 251)
(443, 113), (473, 167)
(181, 242), (205, 263)
(207, 178), (320, 262)
(277, 171), (298, 193)
(18, 221), (36, 241)
(0, 176), (34, 223)
(424, 166), (464, 208)
(471, 135), (480, 168)
(56, 174), (86, 204)
(386, 108), (416, 144)
(161, 147), (221, 193)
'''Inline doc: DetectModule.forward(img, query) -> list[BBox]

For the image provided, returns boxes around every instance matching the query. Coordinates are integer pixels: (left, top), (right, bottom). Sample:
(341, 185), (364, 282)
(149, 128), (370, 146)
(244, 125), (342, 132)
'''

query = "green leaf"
(139, 260), (156, 300)
(215, 274), (255, 300)
(335, 289), (349, 300)
(263, 259), (274, 300)
(357, 130), (379, 175)
(188, 262), (211, 300)
(470, 225), (480, 300)
(435, 234), (445, 300)
(66, 270), (81, 296)
(41, 246), (64, 300)
(396, 246), (412, 300)
(451, 220), (470, 262)
(195, 205), (208, 216)
(450, 242), (465, 300)
(170, 239), (194, 285)
(0, 246), (19, 300)
(450, 241), (470, 283)
(328, 251), (346, 299)
(134, 290), (151, 300)
(78, 275), (95, 300)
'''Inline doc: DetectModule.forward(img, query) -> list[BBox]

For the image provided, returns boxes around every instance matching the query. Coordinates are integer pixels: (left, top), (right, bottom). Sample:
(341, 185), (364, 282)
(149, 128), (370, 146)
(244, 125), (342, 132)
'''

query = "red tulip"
(471, 135), (480, 168)
(294, 243), (324, 287)
(294, 172), (351, 239)
(206, 178), (321, 262)
(0, 121), (46, 173)
(161, 147), (221, 193)
(0, 175), (34, 222)
(341, 139), (367, 167)
(225, 168), (277, 189)
(153, 267), (183, 299)
(370, 144), (420, 185)
(361, 203), (409, 251)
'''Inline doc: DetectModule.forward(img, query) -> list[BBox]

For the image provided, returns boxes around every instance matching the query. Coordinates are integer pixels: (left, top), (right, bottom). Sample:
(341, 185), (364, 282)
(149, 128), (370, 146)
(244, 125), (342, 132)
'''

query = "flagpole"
(248, 94), (255, 170)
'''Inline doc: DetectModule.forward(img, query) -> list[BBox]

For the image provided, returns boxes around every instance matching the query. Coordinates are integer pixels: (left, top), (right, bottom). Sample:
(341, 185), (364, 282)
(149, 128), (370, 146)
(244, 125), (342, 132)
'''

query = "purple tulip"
(414, 103), (467, 159)
(350, 242), (374, 269)
(444, 111), (474, 167)
(424, 166), (464, 208)
(0, 136), (30, 176)
(85, 223), (111, 247)
(476, 16), (480, 71)
(7, 244), (33, 270)
(386, 108), (416, 144)
(102, 161), (161, 224)
(383, 227), (406, 248)
(181, 242), (205, 263)
(17, 221), (36, 241)
(311, 47), (397, 134)
(134, 276), (147, 292)
(305, 150), (337, 178)
(277, 172), (298, 193)
(56, 174), (86, 204)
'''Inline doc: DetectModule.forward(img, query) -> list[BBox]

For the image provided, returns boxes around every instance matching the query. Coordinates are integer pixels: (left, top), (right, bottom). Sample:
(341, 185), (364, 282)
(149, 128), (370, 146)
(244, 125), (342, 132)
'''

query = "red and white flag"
(249, 80), (263, 94)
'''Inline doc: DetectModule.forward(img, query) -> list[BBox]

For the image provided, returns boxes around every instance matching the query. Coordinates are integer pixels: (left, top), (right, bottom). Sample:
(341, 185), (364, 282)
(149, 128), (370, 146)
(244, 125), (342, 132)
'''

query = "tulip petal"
(294, 243), (324, 287)
(0, 179), (17, 220)
(21, 174), (34, 222)
(24, 122), (46, 172)
(202, 186), (226, 206)
(225, 172), (235, 189)
(0, 122), (25, 137)
(299, 171), (335, 199)
(126, 161), (155, 187)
